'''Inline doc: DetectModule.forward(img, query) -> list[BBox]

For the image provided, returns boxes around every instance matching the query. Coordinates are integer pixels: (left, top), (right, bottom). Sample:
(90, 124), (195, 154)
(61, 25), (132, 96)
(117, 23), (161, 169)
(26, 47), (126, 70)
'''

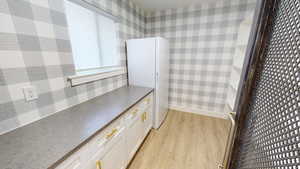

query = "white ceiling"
(131, 0), (220, 12)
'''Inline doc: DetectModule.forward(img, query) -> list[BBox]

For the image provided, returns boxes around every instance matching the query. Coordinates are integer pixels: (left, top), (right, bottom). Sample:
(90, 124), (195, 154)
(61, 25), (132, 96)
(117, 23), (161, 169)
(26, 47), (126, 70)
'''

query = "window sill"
(68, 66), (126, 86)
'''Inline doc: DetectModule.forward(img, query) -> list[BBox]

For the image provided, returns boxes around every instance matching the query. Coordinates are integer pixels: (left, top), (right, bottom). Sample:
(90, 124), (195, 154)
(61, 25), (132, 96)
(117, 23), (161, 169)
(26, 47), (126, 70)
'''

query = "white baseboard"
(169, 104), (228, 119)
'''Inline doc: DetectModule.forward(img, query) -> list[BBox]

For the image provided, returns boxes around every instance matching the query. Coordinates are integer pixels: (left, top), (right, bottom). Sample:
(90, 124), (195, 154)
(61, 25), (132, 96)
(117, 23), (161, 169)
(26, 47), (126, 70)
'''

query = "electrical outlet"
(23, 86), (38, 102)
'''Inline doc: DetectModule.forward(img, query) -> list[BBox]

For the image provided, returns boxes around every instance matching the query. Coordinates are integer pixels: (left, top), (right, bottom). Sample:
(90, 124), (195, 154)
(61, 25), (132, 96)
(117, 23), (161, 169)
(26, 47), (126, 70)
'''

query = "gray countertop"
(0, 85), (153, 169)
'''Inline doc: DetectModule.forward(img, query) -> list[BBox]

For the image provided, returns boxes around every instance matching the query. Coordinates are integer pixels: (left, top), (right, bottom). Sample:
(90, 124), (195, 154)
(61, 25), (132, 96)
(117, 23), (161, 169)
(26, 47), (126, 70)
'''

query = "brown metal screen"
(233, 0), (300, 168)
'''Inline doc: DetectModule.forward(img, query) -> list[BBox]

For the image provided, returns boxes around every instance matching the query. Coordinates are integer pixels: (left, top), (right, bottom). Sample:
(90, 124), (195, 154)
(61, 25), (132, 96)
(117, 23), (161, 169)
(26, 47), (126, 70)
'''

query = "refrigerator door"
(154, 37), (169, 129)
(126, 38), (156, 88)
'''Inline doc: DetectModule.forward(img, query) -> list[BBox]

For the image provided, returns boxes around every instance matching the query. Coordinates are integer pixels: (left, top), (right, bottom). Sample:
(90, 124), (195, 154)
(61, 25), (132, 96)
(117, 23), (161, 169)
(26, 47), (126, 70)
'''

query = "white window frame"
(68, 66), (126, 86)
(65, 0), (126, 86)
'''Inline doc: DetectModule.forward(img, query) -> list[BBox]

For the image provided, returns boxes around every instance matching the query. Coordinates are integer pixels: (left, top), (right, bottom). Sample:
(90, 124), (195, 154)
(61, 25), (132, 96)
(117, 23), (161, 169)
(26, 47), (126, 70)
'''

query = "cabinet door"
(100, 136), (126, 169)
(84, 130), (126, 169)
(125, 117), (144, 162)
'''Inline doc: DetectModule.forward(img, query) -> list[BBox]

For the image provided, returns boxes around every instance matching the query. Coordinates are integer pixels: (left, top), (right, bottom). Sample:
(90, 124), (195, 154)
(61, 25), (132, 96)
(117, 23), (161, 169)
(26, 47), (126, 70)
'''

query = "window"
(64, 0), (125, 86)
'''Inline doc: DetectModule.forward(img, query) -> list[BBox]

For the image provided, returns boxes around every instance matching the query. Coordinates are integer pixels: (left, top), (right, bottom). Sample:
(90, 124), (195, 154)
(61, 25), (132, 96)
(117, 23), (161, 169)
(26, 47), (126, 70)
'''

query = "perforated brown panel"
(233, 0), (300, 168)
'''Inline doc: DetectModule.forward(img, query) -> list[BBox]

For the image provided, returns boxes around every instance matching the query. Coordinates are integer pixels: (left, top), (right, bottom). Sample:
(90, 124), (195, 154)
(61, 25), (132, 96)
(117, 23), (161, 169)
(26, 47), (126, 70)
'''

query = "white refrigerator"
(126, 37), (169, 129)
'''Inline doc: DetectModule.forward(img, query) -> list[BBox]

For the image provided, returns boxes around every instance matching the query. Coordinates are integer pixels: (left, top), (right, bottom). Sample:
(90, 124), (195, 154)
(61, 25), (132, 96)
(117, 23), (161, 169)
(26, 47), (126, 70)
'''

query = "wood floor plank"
(127, 110), (230, 169)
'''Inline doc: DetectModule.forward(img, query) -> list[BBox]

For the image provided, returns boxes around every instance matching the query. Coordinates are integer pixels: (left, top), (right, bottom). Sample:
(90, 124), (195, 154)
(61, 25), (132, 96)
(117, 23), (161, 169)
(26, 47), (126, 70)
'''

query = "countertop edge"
(48, 87), (154, 169)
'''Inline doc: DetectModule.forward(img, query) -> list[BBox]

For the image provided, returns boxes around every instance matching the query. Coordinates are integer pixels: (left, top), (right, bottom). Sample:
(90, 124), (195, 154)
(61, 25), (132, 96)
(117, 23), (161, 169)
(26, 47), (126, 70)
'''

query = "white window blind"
(65, 0), (119, 71)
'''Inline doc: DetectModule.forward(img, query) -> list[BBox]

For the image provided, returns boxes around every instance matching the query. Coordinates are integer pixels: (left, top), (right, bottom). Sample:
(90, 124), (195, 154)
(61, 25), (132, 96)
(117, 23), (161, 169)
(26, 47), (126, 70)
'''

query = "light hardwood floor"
(127, 110), (231, 169)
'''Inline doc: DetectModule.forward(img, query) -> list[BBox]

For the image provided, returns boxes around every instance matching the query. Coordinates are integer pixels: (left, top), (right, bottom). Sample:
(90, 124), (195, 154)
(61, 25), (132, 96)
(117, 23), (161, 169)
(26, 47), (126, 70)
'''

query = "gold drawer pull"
(142, 112), (147, 122)
(106, 128), (118, 139)
(131, 109), (138, 116)
(96, 161), (102, 169)
(145, 98), (150, 104)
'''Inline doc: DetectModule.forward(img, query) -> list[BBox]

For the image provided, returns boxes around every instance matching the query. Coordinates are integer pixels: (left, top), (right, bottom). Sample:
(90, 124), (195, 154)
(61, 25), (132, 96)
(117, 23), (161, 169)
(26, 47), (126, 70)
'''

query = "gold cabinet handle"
(106, 128), (118, 139)
(96, 161), (102, 169)
(131, 109), (138, 116)
(145, 98), (150, 104)
(141, 112), (147, 122)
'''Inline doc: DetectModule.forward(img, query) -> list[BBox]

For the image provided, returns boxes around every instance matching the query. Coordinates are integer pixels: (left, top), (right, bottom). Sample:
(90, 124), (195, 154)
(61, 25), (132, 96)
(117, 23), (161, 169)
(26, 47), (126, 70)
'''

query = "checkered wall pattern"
(0, 0), (146, 134)
(146, 0), (258, 113)
(225, 16), (254, 112)
(0, 0), (259, 134)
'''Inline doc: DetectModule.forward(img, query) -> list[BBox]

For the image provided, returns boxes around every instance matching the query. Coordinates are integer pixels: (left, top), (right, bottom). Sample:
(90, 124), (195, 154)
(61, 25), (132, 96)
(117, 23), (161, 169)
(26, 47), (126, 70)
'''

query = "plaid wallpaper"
(0, 0), (146, 134)
(0, 0), (258, 134)
(225, 16), (254, 112)
(146, 0), (258, 113)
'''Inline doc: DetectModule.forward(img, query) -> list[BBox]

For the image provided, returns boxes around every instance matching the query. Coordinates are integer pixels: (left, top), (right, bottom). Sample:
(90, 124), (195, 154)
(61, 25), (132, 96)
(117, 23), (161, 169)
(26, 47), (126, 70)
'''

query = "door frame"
(228, 0), (278, 168)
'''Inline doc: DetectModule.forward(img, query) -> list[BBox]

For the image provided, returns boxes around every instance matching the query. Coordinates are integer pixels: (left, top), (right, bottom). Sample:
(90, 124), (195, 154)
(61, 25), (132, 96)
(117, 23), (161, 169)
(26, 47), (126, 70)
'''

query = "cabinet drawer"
(84, 131), (126, 169)
(125, 115), (144, 162)
(88, 117), (125, 157)
(55, 143), (89, 169)
(55, 117), (125, 169)
(100, 136), (126, 169)
(124, 93), (153, 124)
(124, 106), (142, 125)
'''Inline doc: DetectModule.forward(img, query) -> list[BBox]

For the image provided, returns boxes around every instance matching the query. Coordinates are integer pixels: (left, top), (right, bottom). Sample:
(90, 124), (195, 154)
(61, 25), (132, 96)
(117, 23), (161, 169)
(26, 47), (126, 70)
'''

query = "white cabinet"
(54, 142), (89, 169)
(55, 92), (154, 169)
(125, 93), (153, 162)
(125, 110), (144, 162)
(100, 136), (126, 169)
(84, 129), (126, 169)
